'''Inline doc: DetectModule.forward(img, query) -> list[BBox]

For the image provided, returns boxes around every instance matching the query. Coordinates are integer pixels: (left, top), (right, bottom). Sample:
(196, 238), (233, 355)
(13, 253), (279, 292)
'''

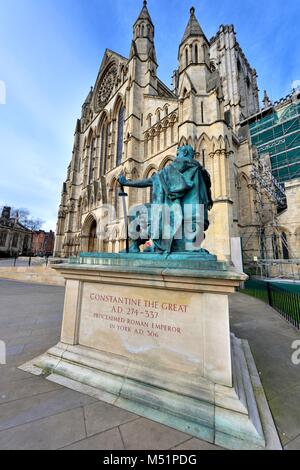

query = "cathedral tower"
(177, 7), (238, 260)
(177, 7), (224, 143)
(125, 1), (160, 162)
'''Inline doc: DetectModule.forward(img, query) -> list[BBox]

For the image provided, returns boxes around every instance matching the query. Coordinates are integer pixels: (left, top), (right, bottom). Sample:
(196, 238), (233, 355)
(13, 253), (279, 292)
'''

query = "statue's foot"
(129, 245), (141, 253)
(119, 242), (141, 254)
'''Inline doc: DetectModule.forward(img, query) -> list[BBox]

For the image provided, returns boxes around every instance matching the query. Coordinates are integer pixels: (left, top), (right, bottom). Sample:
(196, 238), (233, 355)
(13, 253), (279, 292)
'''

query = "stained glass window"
(114, 182), (119, 218)
(100, 121), (109, 176)
(88, 138), (94, 184)
(100, 125), (105, 176)
(104, 124), (109, 174)
(116, 105), (125, 167)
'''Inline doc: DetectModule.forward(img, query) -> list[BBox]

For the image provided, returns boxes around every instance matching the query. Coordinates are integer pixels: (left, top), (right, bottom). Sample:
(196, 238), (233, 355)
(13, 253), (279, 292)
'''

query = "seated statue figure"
(118, 145), (213, 254)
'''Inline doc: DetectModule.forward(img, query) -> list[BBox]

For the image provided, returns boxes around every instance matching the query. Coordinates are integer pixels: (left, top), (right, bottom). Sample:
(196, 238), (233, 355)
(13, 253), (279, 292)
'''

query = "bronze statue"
(118, 145), (213, 254)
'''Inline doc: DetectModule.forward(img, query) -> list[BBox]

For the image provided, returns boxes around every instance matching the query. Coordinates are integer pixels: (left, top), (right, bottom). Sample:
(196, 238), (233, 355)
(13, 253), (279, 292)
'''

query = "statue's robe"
(149, 157), (211, 253)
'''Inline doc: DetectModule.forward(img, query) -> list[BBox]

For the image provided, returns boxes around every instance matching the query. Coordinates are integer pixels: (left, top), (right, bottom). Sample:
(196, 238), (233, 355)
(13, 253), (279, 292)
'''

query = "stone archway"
(81, 213), (98, 253)
(88, 220), (97, 253)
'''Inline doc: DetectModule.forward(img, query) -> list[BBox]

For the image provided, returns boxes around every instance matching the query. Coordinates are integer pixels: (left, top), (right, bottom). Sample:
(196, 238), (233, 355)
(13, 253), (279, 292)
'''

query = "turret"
(178, 7), (211, 95)
(129, 1), (157, 93)
(132, 1), (155, 56)
(178, 7), (210, 72)
(263, 90), (272, 109)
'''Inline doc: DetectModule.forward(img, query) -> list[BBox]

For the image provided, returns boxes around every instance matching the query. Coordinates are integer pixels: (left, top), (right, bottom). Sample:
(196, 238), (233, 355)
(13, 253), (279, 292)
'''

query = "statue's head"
(176, 145), (195, 160)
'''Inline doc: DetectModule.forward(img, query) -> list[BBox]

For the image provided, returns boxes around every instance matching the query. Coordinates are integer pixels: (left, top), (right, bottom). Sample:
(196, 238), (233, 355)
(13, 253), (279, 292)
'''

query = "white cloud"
(291, 80), (300, 90)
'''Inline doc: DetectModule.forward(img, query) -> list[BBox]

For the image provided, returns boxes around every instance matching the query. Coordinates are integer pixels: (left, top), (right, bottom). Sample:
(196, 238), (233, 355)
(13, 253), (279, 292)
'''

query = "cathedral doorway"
(88, 220), (97, 253)
(81, 213), (98, 253)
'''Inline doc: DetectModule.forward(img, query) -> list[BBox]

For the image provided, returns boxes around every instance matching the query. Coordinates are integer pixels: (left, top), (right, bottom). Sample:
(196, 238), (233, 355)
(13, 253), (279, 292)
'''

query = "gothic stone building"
(0, 207), (32, 257)
(54, 2), (263, 263)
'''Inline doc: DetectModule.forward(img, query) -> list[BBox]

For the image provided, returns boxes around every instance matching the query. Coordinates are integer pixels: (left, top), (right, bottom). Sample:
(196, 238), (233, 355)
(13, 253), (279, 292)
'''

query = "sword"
(118, 173), (129, 254)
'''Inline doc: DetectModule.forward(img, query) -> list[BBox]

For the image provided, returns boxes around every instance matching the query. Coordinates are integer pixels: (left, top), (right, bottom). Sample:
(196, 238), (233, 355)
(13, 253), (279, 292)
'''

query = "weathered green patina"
(118, 145), (213, 255)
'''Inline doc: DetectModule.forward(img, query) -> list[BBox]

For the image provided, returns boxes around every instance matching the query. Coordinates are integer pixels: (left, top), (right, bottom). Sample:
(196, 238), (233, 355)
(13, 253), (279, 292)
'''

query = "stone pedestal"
(20, 254), (281, 450)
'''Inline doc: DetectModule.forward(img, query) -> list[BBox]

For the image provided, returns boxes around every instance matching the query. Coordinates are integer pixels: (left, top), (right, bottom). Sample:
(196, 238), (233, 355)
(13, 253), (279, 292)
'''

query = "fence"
(241, 279), (300, 329)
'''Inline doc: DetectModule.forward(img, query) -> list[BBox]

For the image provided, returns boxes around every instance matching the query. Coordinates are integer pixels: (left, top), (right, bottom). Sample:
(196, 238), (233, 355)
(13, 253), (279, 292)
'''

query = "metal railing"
(241, 279), (300, 329)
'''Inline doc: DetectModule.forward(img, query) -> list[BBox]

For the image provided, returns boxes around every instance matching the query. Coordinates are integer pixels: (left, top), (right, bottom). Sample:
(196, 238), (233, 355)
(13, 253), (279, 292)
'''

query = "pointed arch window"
(99, 119), (109, 176)
(272, 233), (279, 259)
(195, 44), (198, 63)
(185, 48), (189, 68)
(281, 232), (289, 260)
(201, 102), (204, 123)
(77, 199), (82, 231)
(116, 104), (125, 167)
(88, 137), (95, 184)
(144, 134), (149, 158)
(115, 184), (120, 218)
(111, 180), (119, 219)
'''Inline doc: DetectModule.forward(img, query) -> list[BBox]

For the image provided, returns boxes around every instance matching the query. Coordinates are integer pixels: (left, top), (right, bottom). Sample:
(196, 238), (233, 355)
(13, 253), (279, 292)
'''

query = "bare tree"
(11, 208), (45, 231)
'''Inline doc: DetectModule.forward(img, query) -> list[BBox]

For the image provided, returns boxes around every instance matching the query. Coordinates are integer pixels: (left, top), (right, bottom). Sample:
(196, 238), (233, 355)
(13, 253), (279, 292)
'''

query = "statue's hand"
(118, 175), (127, 186)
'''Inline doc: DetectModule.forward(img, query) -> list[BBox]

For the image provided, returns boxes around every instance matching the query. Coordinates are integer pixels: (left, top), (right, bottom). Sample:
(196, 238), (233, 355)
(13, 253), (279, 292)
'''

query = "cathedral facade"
(54, 2), (263, 263)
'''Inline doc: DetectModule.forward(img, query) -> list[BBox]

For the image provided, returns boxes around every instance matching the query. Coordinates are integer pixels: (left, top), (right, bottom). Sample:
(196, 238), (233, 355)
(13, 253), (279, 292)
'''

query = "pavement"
(0, 279), (299, 450)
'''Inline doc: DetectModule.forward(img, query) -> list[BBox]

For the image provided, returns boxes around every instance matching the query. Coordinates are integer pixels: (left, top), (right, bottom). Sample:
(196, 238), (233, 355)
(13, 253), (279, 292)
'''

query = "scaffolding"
(241, 91), (300, 279)
(249, 95), (300, 183)
(242, 148), (295, 278)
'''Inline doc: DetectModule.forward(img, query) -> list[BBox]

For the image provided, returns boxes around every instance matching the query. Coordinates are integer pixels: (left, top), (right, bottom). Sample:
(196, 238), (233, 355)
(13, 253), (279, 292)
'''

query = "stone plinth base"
(20, 254), (281, 450)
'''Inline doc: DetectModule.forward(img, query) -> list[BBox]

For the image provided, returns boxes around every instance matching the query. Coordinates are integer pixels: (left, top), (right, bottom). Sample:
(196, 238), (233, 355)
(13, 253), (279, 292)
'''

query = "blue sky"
(0, 0), (299, 231)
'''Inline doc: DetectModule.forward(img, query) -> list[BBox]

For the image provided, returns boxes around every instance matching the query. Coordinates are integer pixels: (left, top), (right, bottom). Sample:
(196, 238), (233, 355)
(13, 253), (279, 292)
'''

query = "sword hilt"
(119, 182), (128, 197)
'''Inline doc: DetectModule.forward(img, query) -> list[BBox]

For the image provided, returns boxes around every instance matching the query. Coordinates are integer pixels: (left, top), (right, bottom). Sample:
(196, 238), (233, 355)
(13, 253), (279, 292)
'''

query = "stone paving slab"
(173, 438), (222, 450)
(119, 418), (190, 450)
(265, 385), (300, 445)
(285, 434), (300, 450)
(62, 427), (125, 450)
(83, 401), (139, 437)
(229, 293), (300, 450)
(0, 280), (299, 450)
(0, 408), (87, 450)
(0, 365), (33, 384)
(0, 388), (96, 432)
(0, 375), (62, 405)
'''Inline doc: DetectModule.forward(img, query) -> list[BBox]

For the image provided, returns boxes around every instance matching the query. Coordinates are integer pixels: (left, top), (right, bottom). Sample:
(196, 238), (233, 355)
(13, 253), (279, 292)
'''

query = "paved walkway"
(230, 294), (300, 450)
(0, 258), (46, 267)
(0, 280), (299, 450)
